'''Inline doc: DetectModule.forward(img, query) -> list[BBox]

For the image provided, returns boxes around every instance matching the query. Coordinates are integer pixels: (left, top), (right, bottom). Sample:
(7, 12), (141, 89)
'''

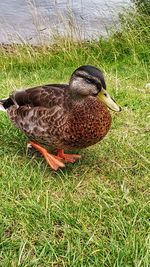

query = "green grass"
(0, 8), (150, 266)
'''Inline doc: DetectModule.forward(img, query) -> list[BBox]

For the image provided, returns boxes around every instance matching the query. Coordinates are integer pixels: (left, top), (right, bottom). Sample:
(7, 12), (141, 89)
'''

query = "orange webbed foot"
(28, 141), (65, 171)
(57, 149), (81, 163)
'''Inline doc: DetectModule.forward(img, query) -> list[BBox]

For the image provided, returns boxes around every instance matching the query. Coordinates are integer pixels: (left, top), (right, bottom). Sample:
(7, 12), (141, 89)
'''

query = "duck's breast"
(63, 97), (112, 149)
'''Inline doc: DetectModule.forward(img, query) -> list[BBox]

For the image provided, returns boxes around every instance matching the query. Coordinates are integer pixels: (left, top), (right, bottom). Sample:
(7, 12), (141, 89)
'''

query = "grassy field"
(0, 6), (150, 267)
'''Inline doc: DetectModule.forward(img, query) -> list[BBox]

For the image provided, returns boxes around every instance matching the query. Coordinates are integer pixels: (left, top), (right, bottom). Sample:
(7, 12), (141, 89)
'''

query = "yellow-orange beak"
(97, 88), (121, 112)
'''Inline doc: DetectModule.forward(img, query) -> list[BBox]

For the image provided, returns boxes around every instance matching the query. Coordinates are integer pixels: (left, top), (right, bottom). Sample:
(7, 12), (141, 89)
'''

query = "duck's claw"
(57, 149), (81, 163)
(28, 141), (65, 171)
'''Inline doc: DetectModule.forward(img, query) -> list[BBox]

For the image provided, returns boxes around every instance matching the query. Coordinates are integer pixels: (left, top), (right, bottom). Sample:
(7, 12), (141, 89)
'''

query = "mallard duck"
(0, 65), (121, 170)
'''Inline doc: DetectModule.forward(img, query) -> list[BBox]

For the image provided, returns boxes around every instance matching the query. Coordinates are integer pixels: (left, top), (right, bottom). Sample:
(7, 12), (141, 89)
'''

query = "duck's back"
(4, 84), (67, 109)
(5, 84), (69, 147)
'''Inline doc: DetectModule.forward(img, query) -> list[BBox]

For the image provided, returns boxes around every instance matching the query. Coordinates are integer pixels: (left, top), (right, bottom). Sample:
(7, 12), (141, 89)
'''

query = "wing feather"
(7, 104), (68, 147)
(11, 84), (68, 108)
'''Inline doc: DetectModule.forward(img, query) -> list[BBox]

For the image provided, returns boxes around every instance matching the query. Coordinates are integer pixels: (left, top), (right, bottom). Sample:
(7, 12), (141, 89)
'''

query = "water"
(0, 0), (130, 44)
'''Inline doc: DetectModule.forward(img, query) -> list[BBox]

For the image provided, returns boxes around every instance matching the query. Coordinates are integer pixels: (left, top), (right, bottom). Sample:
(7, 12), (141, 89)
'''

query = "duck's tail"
(0, 97), (14, 112)
(0, 97), (15, 112)
(0, 99), (6, 112)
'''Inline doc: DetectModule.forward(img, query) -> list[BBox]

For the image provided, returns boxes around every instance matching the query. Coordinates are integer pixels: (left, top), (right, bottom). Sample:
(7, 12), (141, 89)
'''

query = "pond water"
(0, 0), (130, 44)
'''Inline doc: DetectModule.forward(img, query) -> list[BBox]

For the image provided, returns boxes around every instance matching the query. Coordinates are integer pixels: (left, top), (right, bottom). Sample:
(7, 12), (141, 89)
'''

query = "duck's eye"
(85, 78), (93, 84)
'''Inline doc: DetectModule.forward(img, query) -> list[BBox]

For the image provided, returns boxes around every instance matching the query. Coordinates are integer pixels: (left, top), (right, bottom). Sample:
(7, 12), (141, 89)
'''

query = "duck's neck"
(68, 80), (88, 101)
(64, 85), (86, 109)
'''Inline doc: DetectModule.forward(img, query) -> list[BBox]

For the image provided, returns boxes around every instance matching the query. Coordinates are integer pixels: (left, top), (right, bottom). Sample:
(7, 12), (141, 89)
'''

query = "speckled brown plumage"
(1, 65), (120, 169)
(63, 97), (111, 149)
(7, 86), (111, 150)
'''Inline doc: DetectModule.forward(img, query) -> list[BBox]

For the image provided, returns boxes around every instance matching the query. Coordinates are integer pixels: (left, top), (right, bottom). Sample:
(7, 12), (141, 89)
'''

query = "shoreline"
(0, 0), (130, 45)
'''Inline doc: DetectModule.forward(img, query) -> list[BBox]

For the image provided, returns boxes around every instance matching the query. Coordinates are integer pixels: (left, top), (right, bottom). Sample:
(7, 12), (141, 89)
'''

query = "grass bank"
(0, 6), (150, 267)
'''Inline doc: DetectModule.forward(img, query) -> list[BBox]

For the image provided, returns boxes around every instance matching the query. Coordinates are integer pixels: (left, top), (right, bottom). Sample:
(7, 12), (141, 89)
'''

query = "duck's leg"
(57, 149), (81, 163)
(28, 141), (65, 171)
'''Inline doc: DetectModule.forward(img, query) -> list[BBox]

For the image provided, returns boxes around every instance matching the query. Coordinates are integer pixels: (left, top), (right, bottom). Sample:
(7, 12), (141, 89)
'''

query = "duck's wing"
(4, 84), (68, 109)
(2, 84), (69, 146)
(7, 104), (67, 147)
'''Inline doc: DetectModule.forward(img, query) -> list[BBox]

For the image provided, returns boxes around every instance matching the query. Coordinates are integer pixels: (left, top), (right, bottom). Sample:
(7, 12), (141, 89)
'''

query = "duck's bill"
(97, 88), (121, 112)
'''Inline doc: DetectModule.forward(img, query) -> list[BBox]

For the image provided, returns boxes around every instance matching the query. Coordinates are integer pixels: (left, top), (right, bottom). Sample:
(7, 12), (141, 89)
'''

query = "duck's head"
(69, 65), (121, 112)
